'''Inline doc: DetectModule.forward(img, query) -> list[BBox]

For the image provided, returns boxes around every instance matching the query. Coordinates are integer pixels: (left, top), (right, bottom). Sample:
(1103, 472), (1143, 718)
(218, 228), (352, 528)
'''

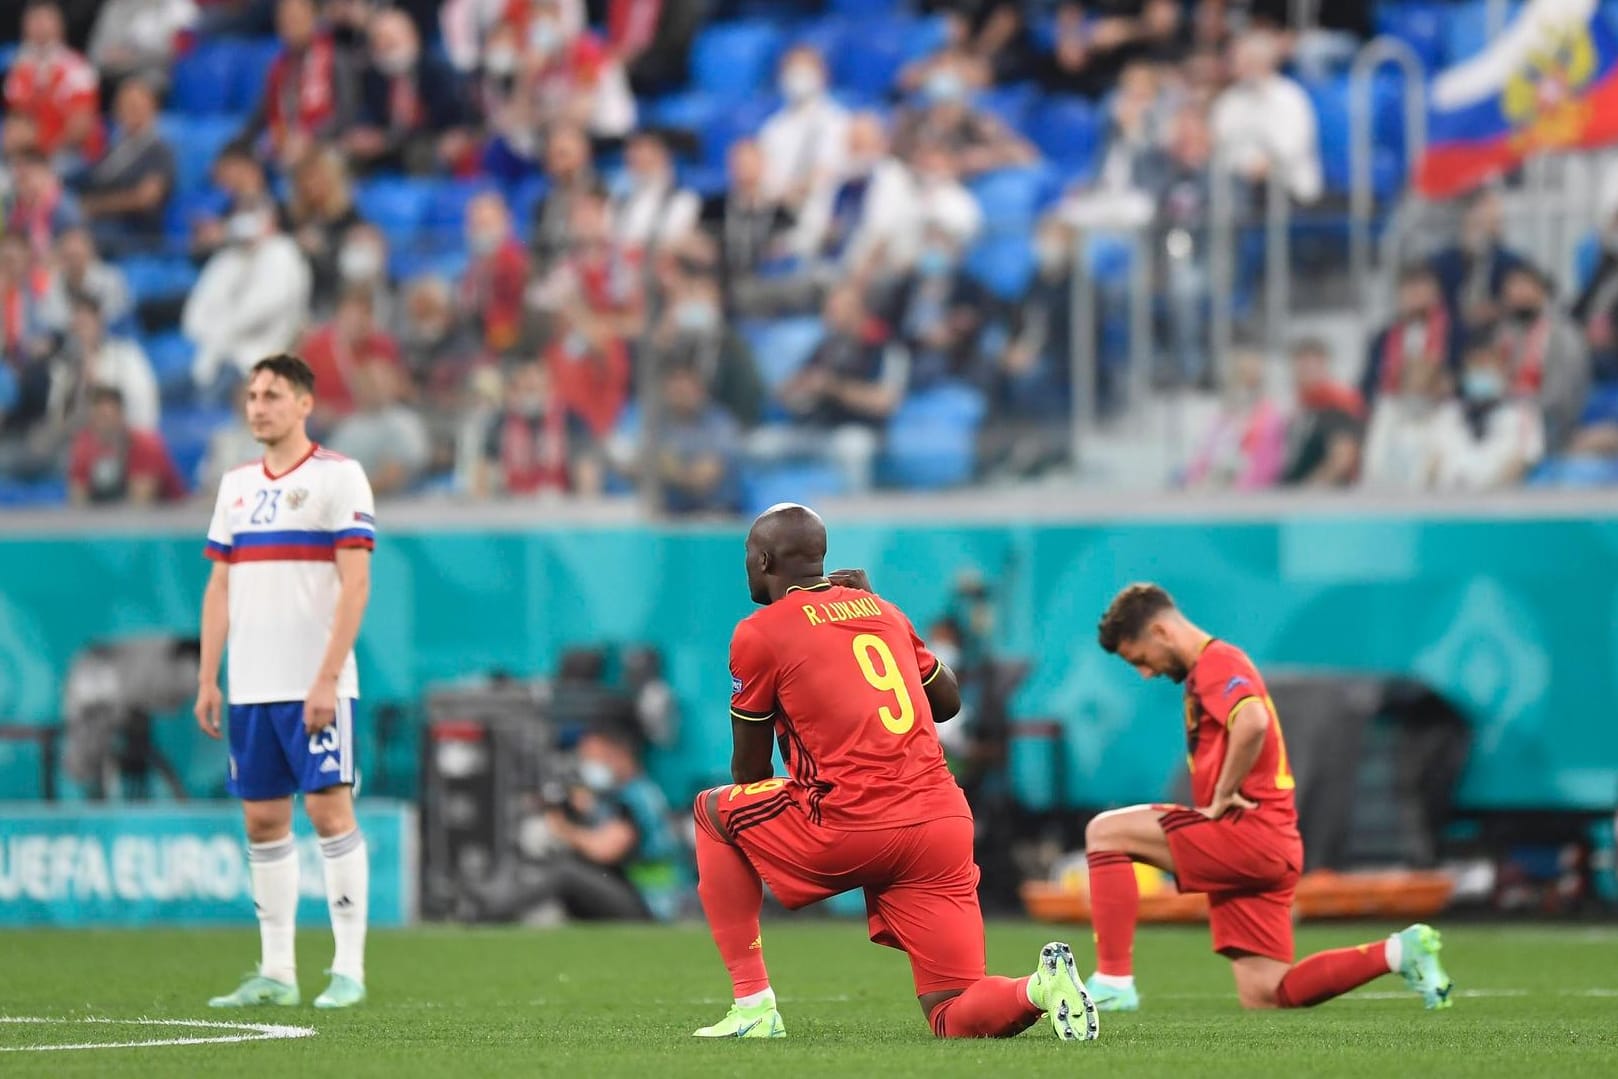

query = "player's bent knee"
(1085, 812), (1120, 851)
(694, 788), (731, 843)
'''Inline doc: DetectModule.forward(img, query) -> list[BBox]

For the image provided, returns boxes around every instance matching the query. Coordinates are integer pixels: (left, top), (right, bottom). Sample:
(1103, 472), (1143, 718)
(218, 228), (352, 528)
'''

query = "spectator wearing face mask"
(243, 0), (361, 170)
(528, 124), (598, 271)
(610, 129), (701, 260)
(533, 189), (646, 343)
(396, 275), (479, 387)
(461, 192), (531, 355)
(52, 294), (160, 434)
(612, 358), (743, 516)
(328, 359), (430, 497)
(751, 284), (907, 493)
(182, 202), (311, 402)
(333, 222), (395, 327)
(892, 54), (1036, 179)
(344, 8), (474, 176)
(701, 139), (801, 317)
(848, 139), (983, 284)
(1428, 187), (1530, 329)
(890, 223), (991, 389)
(544, 304), (630, 439)
(647, 239), (763, 426)
(1428, 335), (1544, 491)
(998, 217), (1076, 423)
(1360, 345), (1454, 492)
(191, 142), (286, 263)
(1362, 264), (1459, 409)
(758, 46), (848, 256)
(67, 386), (186, 506)
(1494, 265), (1589, 454)
(300, 287), (402, 424)
(826, 113), (915, 268)
(40, 227), (134, 338)
(474, 357), (601, 498)
(288, 147), (367, 316)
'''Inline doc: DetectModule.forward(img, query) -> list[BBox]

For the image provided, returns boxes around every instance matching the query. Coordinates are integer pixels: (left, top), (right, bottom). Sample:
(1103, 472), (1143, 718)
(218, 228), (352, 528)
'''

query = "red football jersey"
(1184, 639), (1300, 829)
(728, 582), (971, 830)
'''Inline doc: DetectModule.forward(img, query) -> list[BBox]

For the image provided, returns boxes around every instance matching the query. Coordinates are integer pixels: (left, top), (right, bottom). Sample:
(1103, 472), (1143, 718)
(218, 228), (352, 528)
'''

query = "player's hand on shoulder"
(828, 568), (874, 593)
(194, 683), (223, 739)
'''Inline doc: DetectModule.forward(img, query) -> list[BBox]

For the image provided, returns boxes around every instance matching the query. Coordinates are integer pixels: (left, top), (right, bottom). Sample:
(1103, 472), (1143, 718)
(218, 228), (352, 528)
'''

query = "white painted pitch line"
(1150, 988), (1618, 1002)
(0, 1017), (317, 1054)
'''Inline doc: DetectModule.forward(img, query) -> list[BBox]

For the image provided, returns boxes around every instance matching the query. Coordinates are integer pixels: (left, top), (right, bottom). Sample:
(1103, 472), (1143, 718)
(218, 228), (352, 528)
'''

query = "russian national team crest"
(286, 488), (310, 510)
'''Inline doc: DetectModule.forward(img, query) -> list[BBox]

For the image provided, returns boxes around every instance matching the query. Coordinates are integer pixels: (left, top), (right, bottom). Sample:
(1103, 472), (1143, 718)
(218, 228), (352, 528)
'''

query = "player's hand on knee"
(194, 683), (223, 739)
(828, 568), (874, 593)
(304, 680), (338, 735)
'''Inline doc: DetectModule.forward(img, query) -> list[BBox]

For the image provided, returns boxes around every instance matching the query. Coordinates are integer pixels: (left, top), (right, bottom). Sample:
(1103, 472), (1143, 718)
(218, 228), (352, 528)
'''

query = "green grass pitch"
(3, 921), (1614, 1077)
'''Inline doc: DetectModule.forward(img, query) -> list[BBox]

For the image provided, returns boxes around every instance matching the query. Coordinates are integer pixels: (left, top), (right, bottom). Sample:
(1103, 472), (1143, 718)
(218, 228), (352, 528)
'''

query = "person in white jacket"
(183, 204), (311, 403)
(1211, 30), (1322, 205)
(54, 293), (160, 431)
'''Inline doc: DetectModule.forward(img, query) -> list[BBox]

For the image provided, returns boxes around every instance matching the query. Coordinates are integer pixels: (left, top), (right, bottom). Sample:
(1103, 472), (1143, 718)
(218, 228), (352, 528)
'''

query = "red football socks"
(927, 976), (1043, 1038)
(694, 822), (771, 999)
(1276, 942), (1392, 1008)
(1086, 850), (1139, 977)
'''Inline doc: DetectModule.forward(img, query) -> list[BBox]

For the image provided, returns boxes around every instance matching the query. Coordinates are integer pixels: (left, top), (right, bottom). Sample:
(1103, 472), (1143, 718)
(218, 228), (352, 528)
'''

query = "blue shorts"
(227, 699), (357, 800)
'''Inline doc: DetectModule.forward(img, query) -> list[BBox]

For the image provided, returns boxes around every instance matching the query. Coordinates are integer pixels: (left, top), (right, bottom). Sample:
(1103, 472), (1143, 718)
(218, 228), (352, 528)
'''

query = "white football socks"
(1384, 932), (1404, 973)
(320, 829), (370, 983)
(247, 835), (299, 985)
(735, 988), (774, 1008)
(1091, 972), (1136, 991)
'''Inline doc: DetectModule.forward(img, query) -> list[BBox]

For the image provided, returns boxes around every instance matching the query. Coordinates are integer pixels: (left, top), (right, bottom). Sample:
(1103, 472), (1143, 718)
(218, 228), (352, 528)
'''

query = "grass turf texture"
(3, 921), (1614, 1077)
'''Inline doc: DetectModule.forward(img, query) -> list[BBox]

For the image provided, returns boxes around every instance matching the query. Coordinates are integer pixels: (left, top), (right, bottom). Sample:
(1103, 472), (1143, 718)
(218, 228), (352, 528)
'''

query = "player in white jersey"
(194, 354), (375, 1010)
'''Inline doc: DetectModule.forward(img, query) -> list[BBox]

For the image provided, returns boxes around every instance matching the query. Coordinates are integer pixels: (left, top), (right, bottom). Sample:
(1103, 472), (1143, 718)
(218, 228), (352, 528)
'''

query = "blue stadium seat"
(161, 407), (235, 489)
(832, 16), (951, 99)
(679, 165), (728, 198)
(1576, 232), (1601, 289)
(740, 316), (824, 417)
(0, 43), (17, 76)
(791, 15), (850, 62)
(968, 165), (1054, 229)
(356, 176), (432, 238)
(230, 38), (282, 114)
(691, 22), (783, 98)
(163, 188), (228, 251)
(879, 381), (985, 489)
(1527, 456), (1618, 488)
(169, 42), (241, 115)
(695, 95), (779, 169)
(158, 114), (242, 194)
(1443, 0), (1524, 66)
(965, 233), (1036, 301)
(646, 90), (722, 132)
(119, 256), (199, 305)
(739, 461), (848, 517)
(507, 176), (550, 225)
(0, 477), (66, 507)
(1373, 2), (1446, 72)
(1025, 96), (1100, 175)
(975, 83), (1039, 131)
(1580, 382), (1618, 426)
(144, 332), (196, 400)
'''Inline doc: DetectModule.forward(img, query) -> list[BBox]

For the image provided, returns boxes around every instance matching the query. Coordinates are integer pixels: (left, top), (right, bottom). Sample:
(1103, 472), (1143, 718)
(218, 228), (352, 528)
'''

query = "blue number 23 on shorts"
(228, 699), (357, 800)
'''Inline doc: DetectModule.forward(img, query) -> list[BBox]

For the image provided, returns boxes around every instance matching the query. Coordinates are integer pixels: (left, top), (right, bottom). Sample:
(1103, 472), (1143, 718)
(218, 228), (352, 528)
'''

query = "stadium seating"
(690, 21), (783, 98)
(878, 381), (987, 490)
(161, 406), (235, 490)
(145, 332), (197, 402)
(1023, 96), (1100, 177)
(740, 461), (848, 518)
(158, 114), (243, 194)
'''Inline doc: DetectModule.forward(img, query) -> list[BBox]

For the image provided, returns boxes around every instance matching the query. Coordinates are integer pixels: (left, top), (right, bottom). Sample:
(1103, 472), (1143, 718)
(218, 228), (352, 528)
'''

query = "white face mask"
(485, 47), (518, 76)
(339, 243), (383, 282)
(468, 227), (503, 255)
(780, 65), (823, 103)
(376, 49), (417, 77)
(529, 20), (562, 57)
(578, 759), (615, 792)
(227, 210), (266, 243)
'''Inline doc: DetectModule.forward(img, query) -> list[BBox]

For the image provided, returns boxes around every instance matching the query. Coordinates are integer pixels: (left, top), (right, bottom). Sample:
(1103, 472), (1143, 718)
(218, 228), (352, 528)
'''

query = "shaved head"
(745, 503), (828, 605)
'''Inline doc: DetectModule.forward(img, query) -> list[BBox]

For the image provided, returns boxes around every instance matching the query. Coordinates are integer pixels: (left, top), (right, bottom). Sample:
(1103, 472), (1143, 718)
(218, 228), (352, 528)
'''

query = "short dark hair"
(1098, 583), (1176, 654)
(250, 353), (316, 395)
(89, 384), (124, 408)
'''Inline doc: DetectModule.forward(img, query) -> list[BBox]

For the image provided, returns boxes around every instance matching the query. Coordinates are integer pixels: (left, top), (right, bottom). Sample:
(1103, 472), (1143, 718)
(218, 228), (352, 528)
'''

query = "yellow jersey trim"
(1225, 695), (1262, 729)
(730, 708), (775, 723)
(920, 660), (944, 686)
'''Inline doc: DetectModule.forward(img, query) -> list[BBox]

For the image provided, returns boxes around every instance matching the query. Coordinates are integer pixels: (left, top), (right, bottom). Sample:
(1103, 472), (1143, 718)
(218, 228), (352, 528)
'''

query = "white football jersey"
(205, 445), (376, 705)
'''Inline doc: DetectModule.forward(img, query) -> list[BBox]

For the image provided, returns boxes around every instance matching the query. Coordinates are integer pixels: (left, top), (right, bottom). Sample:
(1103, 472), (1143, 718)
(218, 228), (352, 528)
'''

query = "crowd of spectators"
(0, 0), (1613, 515)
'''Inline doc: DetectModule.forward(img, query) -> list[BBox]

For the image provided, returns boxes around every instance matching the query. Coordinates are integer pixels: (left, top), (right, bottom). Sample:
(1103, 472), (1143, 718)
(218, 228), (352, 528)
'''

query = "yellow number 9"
(852, 633), (915, 735)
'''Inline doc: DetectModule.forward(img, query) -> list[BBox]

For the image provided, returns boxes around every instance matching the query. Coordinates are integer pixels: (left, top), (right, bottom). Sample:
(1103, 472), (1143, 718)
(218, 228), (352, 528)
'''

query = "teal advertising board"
(0, 512), (1613, 812)
(0, 800), (415, 927)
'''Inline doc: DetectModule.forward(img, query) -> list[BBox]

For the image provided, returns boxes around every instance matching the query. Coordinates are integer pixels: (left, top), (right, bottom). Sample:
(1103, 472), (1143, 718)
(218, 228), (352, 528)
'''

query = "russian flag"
(1416, 0), (1618, 198)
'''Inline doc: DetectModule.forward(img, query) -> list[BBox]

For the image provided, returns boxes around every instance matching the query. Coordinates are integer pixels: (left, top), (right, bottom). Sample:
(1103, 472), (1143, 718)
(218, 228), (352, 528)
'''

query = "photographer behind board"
(468, 721), (679, 923)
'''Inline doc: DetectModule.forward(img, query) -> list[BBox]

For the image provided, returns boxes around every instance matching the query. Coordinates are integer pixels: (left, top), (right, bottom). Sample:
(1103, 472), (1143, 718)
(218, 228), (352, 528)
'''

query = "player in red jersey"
(1087, 583), (1455, 1011)
(690, 504), (1099, 1042)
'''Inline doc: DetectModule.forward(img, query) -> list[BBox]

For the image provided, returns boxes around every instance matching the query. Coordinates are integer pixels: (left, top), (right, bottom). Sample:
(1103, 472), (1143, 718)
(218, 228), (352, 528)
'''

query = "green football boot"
(208, 971), (299, 1008)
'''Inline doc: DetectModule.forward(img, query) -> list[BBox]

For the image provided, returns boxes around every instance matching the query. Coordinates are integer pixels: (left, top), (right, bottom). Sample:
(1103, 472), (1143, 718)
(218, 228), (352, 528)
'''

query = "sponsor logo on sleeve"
(1223, 675), (1251, 696)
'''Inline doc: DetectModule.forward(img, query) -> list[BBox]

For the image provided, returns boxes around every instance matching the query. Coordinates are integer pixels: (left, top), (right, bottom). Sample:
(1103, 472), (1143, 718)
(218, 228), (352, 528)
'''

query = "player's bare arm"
(1198, 700), (1265, 819)
(730, 714), (775, 784)
(305, 546), (372, 736)
(193, 560), (230, 739)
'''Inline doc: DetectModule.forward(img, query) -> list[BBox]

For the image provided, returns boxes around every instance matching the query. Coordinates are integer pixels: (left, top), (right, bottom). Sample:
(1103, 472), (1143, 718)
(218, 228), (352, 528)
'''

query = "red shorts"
(699, 779), (985, 995)
(1157, 804), (1303, 964)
